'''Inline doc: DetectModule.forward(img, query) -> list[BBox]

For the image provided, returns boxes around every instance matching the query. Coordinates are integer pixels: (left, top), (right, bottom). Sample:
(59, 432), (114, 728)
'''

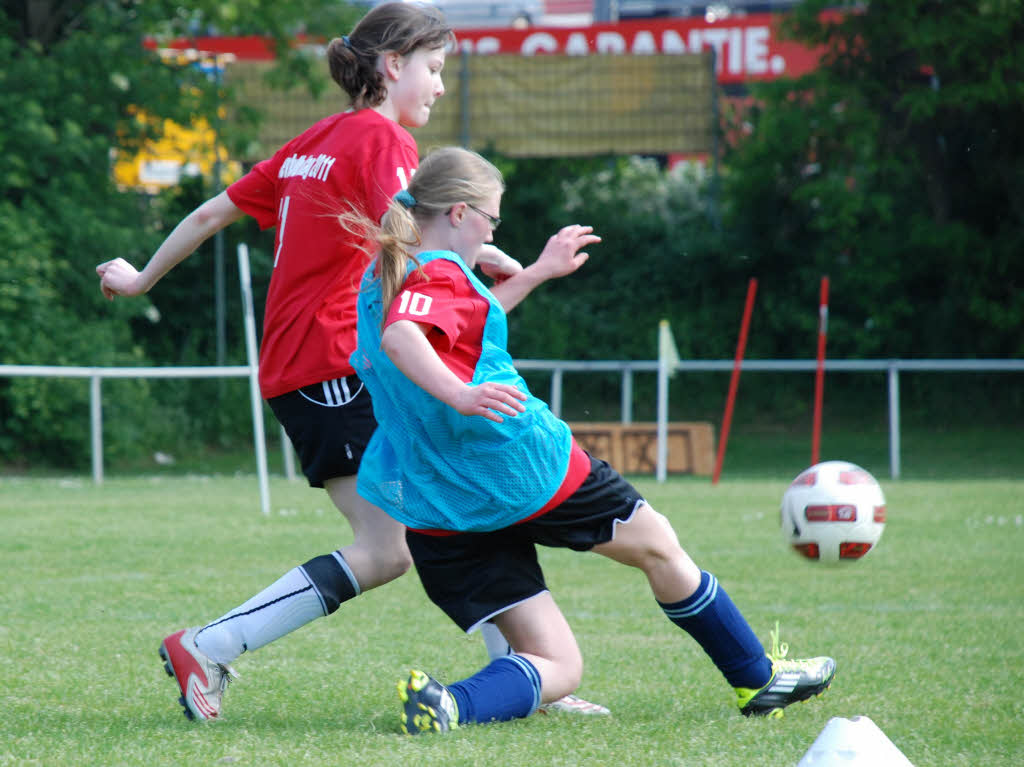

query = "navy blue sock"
(447, 655), (542, 724)
(659, 570), (772, 689)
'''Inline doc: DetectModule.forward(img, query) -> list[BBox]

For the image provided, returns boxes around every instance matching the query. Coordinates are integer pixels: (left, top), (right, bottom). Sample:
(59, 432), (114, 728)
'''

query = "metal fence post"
(90, 373), (103, 484)
(888, 362), (901, 480)
(621, 368), (633, 423)
(238, 243), (271, 515)
(550, 368), (563, 418)
(656, 352), (669, 482)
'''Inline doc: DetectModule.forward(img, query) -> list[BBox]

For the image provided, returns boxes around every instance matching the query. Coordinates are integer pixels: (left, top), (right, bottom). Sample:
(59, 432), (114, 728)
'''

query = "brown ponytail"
(327, 3), (454, 108)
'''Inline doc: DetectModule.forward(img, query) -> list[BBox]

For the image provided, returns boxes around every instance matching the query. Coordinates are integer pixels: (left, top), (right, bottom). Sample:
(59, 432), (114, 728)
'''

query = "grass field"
(2, 473), (1022, 766)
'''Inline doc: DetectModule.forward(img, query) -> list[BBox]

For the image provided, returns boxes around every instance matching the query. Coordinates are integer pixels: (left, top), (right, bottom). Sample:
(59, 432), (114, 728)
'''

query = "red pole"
(712, 278), (757, 485)
(811, 276), (830, 466)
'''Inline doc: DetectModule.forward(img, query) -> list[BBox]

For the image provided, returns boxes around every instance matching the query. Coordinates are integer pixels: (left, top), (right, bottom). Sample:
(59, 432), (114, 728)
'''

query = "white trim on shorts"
(466, 590), (551, 635)
(297, 376), (364, 407)
(607, 498), (645, 541)
(463, 500), (643, 633)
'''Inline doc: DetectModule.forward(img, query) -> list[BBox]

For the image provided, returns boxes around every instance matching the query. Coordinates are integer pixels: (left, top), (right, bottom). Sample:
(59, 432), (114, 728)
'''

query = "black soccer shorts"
(267, 374), (377, 488)
(406, 454), (645, 632)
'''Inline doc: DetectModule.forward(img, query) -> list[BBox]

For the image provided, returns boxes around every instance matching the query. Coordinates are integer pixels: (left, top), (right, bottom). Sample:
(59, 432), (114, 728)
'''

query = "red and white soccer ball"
(780, 460), (887, 563)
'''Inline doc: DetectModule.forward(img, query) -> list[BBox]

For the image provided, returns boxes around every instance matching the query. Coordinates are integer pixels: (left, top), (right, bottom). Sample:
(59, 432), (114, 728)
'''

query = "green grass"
(2, 474), (1022, 766)
(18, 413), (1013, 484)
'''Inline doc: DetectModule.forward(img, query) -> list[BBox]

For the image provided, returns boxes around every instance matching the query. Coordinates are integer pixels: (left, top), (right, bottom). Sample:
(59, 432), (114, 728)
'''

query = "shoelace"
(216, 663), (238, 692)
(768, 622), (824, 673)
(767, 621), (790, 661)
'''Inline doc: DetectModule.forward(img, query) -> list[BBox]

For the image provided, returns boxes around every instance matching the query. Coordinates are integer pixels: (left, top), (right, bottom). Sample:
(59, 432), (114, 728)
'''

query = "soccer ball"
(780, 460), (886, 563)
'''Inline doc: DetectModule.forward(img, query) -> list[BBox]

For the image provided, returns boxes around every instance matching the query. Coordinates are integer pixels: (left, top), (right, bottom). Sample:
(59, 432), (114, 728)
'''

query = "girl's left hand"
(453, 381), (527, 422)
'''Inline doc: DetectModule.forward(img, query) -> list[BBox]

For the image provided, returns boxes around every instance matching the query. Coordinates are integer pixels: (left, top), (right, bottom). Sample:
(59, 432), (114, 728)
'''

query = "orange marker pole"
(712, 278), (757, 485)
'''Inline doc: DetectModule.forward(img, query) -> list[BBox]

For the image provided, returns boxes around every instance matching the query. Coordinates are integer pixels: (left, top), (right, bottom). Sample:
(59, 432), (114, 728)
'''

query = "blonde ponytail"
(377, 201), (424, 316)
(344, 146), (504, 325)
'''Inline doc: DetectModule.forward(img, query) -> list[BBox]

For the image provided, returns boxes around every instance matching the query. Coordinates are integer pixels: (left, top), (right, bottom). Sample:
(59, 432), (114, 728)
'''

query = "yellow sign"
(112, 108), (242, 194)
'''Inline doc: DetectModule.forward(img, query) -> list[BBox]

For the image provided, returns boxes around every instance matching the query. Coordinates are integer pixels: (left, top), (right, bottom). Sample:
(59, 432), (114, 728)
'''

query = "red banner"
(453, 14), (820, 84)
(144, 14), (821, 85)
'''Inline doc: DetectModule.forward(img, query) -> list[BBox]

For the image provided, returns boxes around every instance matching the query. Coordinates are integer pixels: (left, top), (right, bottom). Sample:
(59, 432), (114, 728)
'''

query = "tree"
(0, 1), (362, 466)
(722, 0), (1024, 359)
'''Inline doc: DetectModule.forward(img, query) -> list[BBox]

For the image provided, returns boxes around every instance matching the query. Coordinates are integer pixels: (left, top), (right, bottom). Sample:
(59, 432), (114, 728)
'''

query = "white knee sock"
(194, 554), (358, 664)
(480, 621), (513, 660)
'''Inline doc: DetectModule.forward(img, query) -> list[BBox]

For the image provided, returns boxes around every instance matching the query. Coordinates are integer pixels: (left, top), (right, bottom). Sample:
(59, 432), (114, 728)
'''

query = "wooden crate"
(569, 422), (715, 476)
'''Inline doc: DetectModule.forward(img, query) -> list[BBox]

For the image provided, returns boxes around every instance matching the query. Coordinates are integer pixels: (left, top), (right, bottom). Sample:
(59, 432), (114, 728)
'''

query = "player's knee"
(628, 508), (684, 565)
(348, 520), (413, 584)
(543, 654), (584, 702)
(646, 506), (680, 540)
(376, 544), (413, 582)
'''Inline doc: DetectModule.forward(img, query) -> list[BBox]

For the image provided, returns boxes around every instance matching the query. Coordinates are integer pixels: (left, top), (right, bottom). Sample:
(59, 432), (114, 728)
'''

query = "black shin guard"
(299, 552), (360, 615)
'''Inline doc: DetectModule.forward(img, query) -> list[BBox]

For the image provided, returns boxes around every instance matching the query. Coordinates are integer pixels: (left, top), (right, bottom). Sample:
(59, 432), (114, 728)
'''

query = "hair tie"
(394, 189), (416, 209)
(342, 35), (353, 49)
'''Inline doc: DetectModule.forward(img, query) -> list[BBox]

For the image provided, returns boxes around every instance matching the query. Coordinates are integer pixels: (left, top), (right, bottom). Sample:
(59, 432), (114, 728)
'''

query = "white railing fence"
(4, 246), (1021, 513)
(3, 357), (1021, 485)
(518, 357), (1024, 481)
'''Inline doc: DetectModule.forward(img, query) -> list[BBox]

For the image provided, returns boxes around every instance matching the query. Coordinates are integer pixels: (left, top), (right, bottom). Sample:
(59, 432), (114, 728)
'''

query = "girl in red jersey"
(94, 3), (544, 722)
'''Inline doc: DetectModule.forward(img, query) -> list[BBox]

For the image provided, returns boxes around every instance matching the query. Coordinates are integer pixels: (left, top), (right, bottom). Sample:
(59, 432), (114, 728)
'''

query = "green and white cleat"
(736, 623), (836, 718)
(398, 669), (459, 735)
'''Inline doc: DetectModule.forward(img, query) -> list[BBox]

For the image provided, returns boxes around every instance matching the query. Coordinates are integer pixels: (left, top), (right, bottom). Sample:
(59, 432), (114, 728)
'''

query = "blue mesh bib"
(352, 251), (571, 532)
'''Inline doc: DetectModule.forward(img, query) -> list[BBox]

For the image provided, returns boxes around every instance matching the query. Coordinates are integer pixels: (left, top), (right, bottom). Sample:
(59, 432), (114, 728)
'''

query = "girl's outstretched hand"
(486, 225), (600, 314)
(96, 258), (145, 300)
(532, 225), (601, 281)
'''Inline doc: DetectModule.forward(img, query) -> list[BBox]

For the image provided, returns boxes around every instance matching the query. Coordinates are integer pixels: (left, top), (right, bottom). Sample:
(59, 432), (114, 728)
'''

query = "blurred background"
(2, 0), (1021, 479)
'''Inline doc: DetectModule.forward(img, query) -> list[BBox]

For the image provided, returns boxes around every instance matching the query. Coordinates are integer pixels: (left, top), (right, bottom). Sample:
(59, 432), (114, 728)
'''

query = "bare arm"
(381, 320), (527, 423)
(96, 190), (246, 300)
(476, 244), (523, 283)
(488, 225), (600, 313)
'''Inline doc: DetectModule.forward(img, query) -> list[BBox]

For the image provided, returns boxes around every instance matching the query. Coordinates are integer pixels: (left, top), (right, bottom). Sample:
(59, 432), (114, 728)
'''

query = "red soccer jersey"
(383, 258), (487, 382)
(228, 109), (419, 398)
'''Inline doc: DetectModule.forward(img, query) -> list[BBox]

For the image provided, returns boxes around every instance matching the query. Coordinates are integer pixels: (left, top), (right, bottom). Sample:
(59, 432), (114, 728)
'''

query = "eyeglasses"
(466, 203), (501, 231)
